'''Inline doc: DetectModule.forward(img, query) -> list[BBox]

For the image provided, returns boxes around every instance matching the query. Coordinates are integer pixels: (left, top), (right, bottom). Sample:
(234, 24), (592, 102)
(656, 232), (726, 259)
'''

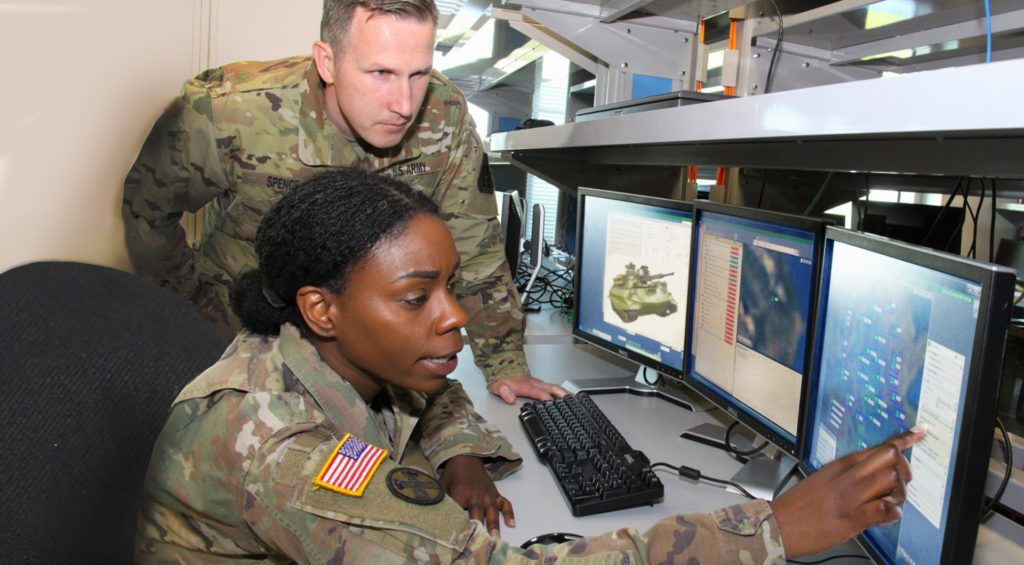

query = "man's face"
(316, 8), (435, 148)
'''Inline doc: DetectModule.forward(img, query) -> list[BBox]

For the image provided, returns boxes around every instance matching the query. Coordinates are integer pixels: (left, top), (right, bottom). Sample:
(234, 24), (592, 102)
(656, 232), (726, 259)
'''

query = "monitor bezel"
(799, 226), (1015, 565)
(683, 201), (831, 457)
(572, 188), (694, 381)
(499, 191), (523, 276)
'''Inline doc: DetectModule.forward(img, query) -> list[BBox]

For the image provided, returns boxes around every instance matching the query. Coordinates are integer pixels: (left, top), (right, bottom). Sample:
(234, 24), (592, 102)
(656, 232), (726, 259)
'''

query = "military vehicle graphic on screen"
(608, 263), (677, 323)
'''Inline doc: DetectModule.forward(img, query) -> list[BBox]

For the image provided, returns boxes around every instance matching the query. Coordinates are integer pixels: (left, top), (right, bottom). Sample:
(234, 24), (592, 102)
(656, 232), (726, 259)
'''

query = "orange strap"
(695, 20), (706, 92)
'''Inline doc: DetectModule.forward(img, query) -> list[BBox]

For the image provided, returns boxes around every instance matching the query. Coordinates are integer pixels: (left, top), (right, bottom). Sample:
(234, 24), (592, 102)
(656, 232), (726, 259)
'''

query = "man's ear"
(312, 40), (336, 85)
(297, 285), (335, 337)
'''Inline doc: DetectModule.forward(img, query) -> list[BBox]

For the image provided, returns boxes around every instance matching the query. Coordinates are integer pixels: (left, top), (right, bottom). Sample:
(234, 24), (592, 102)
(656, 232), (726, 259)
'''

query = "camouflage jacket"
(137, 323), (523, 561)
(137, 327), (786, 563)
(122, 55), (528, 381)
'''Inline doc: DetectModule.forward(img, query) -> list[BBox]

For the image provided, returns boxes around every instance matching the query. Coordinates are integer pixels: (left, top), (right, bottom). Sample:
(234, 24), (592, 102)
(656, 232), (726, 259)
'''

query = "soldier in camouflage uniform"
(138, 169), (927, 563)
(122, 0), (564, 403)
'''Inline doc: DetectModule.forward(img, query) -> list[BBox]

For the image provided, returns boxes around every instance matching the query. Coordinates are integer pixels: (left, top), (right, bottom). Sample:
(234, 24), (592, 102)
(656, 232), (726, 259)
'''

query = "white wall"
(211, 0), (321, 66)
(0, 0), (197, 272)
(0, 0), (321, 275)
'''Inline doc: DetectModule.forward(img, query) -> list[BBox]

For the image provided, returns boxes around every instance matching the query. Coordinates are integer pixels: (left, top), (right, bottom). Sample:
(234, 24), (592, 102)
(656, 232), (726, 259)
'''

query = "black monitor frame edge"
(499, 191), (523, 276)
(571, 187), (694, 381)
(798, 226), (1015, 565)
(683, 200), (832, 459)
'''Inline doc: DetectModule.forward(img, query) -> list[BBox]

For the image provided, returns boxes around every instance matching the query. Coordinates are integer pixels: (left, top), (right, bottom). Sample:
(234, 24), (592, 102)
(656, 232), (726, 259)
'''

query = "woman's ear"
(297, 286), (335, 338)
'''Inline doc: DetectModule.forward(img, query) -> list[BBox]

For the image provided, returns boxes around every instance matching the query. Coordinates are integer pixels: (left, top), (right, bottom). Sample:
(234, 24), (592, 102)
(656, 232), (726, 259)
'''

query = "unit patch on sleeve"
(385, 467), (445, 506)
(313, 434), (388, 496)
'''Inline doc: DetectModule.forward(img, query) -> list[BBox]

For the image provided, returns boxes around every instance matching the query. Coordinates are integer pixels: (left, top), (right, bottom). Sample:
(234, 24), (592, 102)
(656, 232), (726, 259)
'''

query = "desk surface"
(452, 318), (1024, 563)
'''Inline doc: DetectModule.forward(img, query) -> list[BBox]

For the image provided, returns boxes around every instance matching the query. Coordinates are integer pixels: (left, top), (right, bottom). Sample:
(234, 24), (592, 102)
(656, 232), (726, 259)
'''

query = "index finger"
(887, 424), (928, 452)
(846, 424), (928, 488)
(545, 381), (569, 399)
(836, 424), (929, 469)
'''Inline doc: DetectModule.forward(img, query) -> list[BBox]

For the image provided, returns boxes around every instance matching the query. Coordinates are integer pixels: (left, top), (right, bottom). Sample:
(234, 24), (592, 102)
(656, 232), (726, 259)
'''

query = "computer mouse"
(519, 532), (584, 549)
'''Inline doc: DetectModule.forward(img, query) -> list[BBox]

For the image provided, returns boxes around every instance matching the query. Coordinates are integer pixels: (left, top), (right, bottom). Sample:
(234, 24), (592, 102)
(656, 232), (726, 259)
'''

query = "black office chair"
(0, 261), (225, 564)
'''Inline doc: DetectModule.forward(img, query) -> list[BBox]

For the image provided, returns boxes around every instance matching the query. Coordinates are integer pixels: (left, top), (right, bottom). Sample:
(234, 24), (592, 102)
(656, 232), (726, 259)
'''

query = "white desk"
(450, 341), (866, 561)
(452, 323), (1024, 563)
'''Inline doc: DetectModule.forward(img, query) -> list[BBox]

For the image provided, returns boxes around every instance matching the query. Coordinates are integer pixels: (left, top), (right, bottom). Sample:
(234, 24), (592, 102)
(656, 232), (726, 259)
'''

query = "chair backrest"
(0, 261), (226, 564)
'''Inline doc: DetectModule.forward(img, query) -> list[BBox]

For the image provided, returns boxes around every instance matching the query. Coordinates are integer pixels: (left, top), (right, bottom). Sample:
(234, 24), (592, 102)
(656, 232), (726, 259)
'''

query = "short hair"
(230, 168), (440, 336)
(321, 0), (438, 50)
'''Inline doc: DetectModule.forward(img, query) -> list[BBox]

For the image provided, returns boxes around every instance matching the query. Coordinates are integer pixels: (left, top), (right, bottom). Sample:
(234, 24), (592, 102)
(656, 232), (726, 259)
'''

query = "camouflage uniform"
(138, 324), (787, 563)
(122, 56), (527, 381)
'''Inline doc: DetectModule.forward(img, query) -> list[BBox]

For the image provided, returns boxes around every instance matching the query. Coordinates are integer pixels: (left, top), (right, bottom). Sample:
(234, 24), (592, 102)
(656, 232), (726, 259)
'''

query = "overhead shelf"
(568, 79), (596, 94)
(490, 58), (1024, 186)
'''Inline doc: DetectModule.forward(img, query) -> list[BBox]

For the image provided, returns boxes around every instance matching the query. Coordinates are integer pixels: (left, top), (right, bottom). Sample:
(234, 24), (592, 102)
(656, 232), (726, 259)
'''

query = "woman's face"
(315, 214), (468, 397)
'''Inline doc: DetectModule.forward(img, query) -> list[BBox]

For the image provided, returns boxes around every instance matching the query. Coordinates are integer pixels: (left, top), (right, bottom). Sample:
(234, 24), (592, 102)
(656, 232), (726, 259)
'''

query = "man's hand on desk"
(770, 425), (928, 558)
(488, 375), (568, 404)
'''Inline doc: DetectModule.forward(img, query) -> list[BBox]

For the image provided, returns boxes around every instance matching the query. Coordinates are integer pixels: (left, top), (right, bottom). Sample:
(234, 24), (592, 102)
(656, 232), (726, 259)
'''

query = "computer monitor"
(520, 203), (546, 309)
(498, 191), (524, 276)
(684, 202), (829, 495)
(567, 188), (701, 408)
(802, 227), (1014, 565)
(858, 201), (964, 253)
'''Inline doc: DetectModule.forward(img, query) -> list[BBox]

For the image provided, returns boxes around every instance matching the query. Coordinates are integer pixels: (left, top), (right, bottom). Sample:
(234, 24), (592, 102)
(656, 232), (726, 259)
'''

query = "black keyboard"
(518, 393), (663, 516)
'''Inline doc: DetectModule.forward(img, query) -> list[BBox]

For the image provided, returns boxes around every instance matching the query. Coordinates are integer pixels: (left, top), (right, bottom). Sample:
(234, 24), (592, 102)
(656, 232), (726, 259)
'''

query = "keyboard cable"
(649, 462), (756, 500)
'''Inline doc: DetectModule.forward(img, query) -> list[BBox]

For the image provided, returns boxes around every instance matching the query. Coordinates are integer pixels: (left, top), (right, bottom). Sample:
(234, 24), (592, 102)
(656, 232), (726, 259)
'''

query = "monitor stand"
(730, 451), (798, 501)
(562, 368), (713, 412)
(680, 422), (797, 501)
(680, 421), (757, 451)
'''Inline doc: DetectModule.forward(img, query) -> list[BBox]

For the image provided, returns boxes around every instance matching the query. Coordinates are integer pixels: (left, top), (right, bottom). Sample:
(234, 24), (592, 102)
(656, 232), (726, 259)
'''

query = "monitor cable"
(945, 180), (972, 253)
(763, 0), (785, 94)
(788, 554), (870, 564)
(802, 171), (834, 217)
(516, 260), (574, 314)
(854, 175), (871, 231)
(858, 173), (871, 232)
(724, 420), (770, 458)
(649, 462), (756, 500)
(640, 366), (660, 386)
(989, 178), (997, 263)
(922, 176), (965, 250)
(757, 169), (769, 208)
(981, 416), (1014, 523)
(964, 178), (976, 257)
(968, 177), (984, 259)
(522, 252), (545, 307)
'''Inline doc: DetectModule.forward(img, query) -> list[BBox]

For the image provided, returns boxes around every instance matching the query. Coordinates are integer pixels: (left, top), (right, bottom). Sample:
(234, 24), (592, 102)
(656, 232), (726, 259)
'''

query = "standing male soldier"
(123, 0), (564, 403)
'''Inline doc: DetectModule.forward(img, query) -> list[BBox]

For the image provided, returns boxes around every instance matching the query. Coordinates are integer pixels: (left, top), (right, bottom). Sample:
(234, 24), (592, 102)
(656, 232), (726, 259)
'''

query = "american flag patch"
(313, 434), (388, 496)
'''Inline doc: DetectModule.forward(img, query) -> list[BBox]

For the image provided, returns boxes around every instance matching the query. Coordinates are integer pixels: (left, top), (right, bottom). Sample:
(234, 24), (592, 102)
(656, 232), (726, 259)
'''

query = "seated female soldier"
(137, 168), (925, 563)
